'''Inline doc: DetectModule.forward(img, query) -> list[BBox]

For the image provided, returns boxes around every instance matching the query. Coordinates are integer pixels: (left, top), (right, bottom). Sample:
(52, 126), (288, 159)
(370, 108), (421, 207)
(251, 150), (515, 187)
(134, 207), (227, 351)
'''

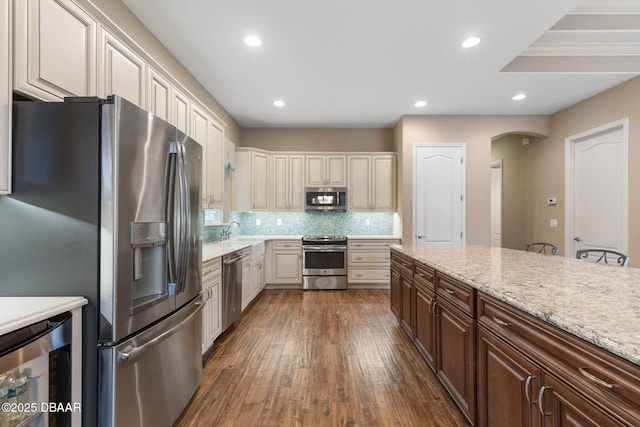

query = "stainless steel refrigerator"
(0, 95), (203, 426)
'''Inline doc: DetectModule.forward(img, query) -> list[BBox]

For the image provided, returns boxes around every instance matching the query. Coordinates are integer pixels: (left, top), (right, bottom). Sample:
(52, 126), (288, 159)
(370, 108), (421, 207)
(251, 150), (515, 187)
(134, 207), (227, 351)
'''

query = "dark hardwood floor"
(175, 290), (469, 427)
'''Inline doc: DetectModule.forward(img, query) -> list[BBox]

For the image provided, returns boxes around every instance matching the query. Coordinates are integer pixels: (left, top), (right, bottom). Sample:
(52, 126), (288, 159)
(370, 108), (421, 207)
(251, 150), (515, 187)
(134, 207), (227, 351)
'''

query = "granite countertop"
(0, 297), (88, 336)
(391, 245), (640, 367)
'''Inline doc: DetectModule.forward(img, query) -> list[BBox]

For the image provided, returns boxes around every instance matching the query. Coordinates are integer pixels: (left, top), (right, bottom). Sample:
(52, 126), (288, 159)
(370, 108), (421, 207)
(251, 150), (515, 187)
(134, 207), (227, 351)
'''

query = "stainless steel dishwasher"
(222, 250), (247, 332)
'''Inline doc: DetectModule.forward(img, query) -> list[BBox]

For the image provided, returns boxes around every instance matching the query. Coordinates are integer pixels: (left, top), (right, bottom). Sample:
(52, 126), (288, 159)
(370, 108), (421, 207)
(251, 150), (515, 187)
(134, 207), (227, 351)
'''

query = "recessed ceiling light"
(461, 37), (481, 48)
(273, 99), (285, 107)
(244, 35), (262, 47)
(414, 100), (427, 108)
(512, 93), (527, 101)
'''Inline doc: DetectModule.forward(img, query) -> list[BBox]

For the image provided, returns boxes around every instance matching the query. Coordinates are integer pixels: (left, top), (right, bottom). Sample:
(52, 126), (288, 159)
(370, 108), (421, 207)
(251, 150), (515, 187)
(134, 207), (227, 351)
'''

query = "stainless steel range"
(302, 235), (348, 290)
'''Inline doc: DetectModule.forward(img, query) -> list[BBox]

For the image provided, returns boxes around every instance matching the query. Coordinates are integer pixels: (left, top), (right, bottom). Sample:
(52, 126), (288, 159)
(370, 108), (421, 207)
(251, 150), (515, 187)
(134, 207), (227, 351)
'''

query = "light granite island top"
(390, 245), (640, 367)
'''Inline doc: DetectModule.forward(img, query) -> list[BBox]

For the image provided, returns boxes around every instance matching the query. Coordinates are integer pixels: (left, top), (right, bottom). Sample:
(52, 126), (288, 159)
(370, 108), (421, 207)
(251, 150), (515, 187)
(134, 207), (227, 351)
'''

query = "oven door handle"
(303, 245), (347, 251)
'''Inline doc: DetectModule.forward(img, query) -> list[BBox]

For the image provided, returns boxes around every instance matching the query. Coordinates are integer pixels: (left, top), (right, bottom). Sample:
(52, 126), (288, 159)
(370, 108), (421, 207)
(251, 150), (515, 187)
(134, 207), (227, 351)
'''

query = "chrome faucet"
(220, 220), (240, 241)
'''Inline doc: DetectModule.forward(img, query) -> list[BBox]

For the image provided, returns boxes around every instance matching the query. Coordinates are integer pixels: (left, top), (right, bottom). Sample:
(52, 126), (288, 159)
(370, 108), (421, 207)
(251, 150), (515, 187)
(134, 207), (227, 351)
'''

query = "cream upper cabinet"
(98, 27), (145, 107)
(190, 104), (210, 207)
(0, 0), (10, 194)
(348, 156), (371, 211)
(251, 151), (270, 211)
(14, 0), (97, 101)
(372, 155), (396, 211)
(208, 119), (224, 208)
(171, 86), (190, 135)
(272, 154), (305, 211)
(305, 154), (346, 187)
(190, 104), (225, 209)
(348, 154), (396, 211)
(147, 67), (170, 121)
(233, 149), (270, 212)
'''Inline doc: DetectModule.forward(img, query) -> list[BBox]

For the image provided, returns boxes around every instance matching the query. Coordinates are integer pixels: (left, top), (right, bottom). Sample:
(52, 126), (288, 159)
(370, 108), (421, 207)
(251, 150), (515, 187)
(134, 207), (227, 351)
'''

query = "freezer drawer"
(99, 296), (203, 427)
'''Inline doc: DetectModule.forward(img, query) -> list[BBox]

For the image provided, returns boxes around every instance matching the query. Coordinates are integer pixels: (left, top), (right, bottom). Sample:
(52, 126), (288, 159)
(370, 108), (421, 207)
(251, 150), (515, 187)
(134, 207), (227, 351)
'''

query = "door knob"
(417, 235), (426, 239)
(574, 236), (582, 242)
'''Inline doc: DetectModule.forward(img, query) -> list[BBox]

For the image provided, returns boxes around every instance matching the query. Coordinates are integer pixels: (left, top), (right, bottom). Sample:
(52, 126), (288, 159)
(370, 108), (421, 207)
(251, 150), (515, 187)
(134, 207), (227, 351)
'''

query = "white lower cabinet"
(347, 239), (400, 287)
(251, 255), (265, 298)
(202, 257), (222, 354)
(267, 240), (302, 285)
(241, 252), (251, 310)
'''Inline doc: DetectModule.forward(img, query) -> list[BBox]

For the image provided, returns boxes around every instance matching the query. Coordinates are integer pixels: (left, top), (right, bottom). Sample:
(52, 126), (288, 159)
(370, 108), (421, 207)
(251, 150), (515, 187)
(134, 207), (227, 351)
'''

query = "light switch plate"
(550, 219), (558, 228)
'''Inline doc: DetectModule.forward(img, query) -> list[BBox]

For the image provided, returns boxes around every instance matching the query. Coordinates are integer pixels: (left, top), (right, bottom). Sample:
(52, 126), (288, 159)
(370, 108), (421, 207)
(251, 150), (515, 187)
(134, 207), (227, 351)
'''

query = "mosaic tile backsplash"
(203, 211), (395, 242)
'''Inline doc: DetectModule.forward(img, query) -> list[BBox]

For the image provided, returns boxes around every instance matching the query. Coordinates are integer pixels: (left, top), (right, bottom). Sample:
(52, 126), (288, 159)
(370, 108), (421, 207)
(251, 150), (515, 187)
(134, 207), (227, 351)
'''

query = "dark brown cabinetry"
(477, 325), (541, 427)
(399, 268), (413, 337)
(391, 250), (414, 337)
(390, 261), (401, 319)
(478, 293), (640, 427)
(413, 262), (436, 370)
(390, 249), (640, 427)
(435, 275), (476, 425)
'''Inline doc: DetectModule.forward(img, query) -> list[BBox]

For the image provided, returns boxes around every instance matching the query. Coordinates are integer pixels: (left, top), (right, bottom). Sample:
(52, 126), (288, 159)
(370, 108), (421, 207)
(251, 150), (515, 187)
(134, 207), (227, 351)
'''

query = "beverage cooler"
(0, 312), (72, 427)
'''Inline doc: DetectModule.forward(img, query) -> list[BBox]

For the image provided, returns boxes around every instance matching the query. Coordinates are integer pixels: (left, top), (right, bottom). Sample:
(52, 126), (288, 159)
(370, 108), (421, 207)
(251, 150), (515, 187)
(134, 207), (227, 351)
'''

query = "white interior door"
(490, 160), (503, 247)
(565, 119), (628, 257)
(414, 144), (466, 246)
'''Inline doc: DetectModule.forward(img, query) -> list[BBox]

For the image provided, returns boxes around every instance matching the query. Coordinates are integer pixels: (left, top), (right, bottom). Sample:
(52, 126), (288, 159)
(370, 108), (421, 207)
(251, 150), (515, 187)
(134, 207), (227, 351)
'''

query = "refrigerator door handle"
(118, 295), (204, 362)
(182, 145), (191, 291)
(175, 142), (188, 292)
(178, 142), (190, 292)
(167, 143), (179, 293)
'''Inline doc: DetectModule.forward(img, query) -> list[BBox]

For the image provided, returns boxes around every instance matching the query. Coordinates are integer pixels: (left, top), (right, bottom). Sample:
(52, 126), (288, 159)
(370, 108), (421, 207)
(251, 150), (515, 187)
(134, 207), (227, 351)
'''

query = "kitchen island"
(390, 245), (640, 426)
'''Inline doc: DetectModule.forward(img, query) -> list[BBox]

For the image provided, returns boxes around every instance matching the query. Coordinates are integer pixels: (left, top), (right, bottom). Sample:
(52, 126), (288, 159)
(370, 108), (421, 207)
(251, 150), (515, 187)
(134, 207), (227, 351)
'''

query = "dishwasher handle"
(223, 252), (245, 265)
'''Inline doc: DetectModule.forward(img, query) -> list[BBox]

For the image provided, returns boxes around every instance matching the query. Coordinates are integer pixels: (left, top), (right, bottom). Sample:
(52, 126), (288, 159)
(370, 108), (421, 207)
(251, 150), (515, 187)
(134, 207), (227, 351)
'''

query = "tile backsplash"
(203, 211), (397, 242)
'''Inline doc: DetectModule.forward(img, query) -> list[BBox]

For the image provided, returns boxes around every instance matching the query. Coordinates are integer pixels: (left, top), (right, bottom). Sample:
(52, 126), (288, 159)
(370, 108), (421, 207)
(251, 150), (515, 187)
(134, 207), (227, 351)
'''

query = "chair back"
(575, 249), (629, 267)
(525, 242), (559, 256)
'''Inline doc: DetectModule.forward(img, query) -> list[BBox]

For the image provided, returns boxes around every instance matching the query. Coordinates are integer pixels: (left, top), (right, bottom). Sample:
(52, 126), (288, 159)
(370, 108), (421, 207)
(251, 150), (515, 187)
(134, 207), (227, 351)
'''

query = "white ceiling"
(122, 0), (640, 128)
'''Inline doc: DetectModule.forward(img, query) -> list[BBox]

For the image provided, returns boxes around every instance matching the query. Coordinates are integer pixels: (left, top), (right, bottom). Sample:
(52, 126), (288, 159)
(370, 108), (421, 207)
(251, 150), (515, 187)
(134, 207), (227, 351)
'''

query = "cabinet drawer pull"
(492, 316), (512, 327)
(578, 367), (619, 389)
(355, 257), (363, 260)
(355, 274), (363, 277)
(538, 386), (552, 416)
(524, 375), (537, 404)
(444, 288), (456, 295)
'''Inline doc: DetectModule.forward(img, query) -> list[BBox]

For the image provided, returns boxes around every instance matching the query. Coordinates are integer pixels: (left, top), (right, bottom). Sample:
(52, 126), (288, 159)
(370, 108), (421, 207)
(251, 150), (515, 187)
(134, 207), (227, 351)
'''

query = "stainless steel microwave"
(305, 187), (347, 211)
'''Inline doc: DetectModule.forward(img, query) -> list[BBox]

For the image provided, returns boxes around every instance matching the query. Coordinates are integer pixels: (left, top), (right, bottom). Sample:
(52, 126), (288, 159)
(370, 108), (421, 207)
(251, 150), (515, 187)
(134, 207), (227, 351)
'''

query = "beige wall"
(399, 115), (550, 245)
(241, 128), (394, 152)
(491, 134), (547, 251)
(528, 76), (640, 265)
(79, 0), (242, 143)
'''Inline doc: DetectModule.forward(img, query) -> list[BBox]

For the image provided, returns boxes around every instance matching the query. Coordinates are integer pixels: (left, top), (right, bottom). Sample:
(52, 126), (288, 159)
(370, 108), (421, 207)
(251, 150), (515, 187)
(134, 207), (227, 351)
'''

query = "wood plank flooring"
(175, 290), (469, 427)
